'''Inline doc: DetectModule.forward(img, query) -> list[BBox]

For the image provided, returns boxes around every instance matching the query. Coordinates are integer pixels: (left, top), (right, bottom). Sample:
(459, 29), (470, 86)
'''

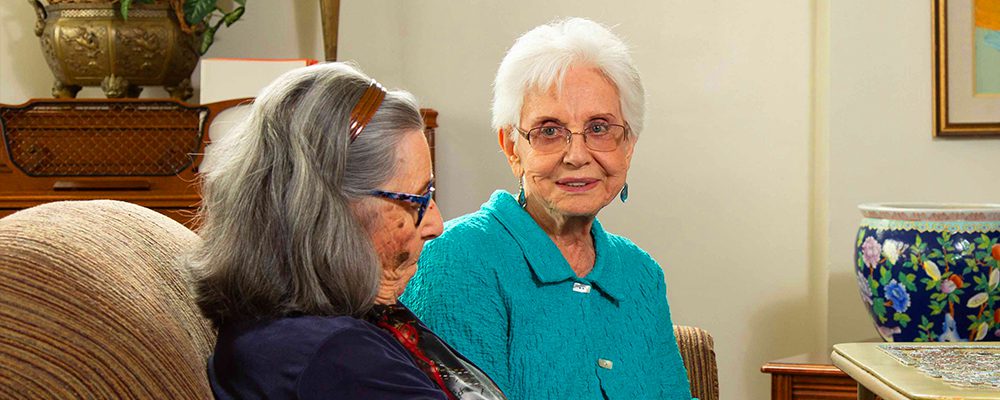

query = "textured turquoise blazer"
(402, 191), (693, 400)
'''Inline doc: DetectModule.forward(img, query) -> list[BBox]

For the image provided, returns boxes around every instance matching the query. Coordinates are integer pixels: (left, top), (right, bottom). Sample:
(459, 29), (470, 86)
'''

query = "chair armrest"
(674, 325), (719, 400)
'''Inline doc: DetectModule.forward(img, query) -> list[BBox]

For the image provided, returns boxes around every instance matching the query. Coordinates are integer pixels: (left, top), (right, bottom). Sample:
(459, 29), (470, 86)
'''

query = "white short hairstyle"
(492, 17), (646, 135)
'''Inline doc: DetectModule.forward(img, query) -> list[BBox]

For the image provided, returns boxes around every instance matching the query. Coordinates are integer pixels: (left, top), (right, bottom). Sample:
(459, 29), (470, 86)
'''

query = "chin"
(550, 202), (605, 218)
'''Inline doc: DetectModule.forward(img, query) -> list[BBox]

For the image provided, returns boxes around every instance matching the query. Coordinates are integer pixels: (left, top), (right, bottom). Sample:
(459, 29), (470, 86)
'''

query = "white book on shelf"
(199, 58), (318, 104)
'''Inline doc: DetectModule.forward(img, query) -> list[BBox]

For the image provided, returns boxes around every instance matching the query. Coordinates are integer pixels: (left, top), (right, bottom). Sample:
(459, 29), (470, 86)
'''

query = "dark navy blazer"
(208, 314), (447, 400)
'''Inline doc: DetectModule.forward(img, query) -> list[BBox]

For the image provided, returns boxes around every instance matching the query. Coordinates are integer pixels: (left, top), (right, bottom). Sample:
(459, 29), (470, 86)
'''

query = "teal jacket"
(402, 191), (693, 400)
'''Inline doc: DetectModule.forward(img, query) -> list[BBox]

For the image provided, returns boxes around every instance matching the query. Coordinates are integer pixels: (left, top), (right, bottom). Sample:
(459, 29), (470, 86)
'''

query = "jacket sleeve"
(297, 324), (447, 400)
(401, 232), (512, 394)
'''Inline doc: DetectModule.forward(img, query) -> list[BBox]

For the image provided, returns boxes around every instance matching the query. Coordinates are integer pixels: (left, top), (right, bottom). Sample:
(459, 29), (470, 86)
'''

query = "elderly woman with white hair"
(191, 62), (506, 399)
(402, 18), (693, 399)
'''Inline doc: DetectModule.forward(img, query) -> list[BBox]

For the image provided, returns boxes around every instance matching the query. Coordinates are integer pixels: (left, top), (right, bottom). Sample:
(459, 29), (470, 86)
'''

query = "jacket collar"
(483, 190), (627, 302)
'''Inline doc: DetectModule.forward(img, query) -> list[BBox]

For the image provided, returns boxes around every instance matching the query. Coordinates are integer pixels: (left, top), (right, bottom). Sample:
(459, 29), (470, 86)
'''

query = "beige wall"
(825, 1), (1000, 345)
(13, 1), (991, 399)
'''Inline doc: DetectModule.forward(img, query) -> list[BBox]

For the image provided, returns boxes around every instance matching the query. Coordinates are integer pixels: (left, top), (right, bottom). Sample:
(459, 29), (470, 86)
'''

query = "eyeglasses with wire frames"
(369, 180), (435, 226)
(514, 122), (630, 154)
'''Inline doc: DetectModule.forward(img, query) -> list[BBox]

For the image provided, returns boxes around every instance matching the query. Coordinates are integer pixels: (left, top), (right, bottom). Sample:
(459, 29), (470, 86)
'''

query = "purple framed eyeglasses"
(370, 180), (435, 226)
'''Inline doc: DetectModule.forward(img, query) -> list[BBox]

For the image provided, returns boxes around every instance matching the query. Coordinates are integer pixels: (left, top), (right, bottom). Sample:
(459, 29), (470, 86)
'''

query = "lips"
(556, 178), (599, 192)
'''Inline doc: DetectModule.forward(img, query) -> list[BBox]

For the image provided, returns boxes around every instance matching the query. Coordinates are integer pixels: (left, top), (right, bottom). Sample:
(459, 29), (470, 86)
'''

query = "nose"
(419, 199), (444, 240)
(562, 131), (592, 166)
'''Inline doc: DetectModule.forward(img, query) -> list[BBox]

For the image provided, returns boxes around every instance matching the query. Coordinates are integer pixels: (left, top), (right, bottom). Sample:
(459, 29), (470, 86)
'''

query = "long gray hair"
(189, 62), (423, 327)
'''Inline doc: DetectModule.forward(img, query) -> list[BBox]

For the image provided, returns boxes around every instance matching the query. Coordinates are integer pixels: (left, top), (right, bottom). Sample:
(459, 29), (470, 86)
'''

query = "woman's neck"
(525, 199), (596, 277)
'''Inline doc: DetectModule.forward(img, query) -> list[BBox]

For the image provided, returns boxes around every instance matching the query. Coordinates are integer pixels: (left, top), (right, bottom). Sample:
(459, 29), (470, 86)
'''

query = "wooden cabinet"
(761, 352), (859, 400)
(0, 98), (247, 228)
(0, 99), (439, 228)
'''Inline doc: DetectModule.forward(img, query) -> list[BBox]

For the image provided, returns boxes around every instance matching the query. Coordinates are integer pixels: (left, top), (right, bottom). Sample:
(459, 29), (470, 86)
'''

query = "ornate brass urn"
(30, 0), (199, 100)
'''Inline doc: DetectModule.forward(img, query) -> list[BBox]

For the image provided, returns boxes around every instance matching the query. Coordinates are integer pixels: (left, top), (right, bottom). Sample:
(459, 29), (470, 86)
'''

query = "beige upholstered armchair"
(0, 201), (214, 399)
(0, 200), (719, 399)
(674, 325), (720, 400)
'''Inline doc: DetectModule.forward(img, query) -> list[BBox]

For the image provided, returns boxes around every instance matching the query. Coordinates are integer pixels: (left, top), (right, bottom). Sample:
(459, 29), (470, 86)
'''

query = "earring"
(620, 183), (629, 203)
(517, 178), (526, 207)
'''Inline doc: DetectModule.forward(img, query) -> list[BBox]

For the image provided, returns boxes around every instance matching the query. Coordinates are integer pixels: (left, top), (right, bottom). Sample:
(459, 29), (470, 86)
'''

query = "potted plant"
(120, 0), (245, 55)
(29, 0), (246, 100)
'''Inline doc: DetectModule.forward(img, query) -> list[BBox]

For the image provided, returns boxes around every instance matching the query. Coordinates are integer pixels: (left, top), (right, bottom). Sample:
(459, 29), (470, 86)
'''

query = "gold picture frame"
(933, 0), (1000, 137)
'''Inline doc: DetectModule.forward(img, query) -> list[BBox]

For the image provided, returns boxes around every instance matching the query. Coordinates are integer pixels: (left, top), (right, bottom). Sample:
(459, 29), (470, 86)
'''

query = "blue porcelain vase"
(855, 203), (1000, 342)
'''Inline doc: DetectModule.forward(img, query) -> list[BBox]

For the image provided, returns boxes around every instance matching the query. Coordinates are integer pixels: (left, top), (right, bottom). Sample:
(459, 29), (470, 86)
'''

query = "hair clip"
(348, 79), (387, 142)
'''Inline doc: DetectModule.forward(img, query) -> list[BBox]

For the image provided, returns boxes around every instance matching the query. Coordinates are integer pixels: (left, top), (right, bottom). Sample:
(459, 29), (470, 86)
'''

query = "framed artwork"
(933, 0), (1000, 137)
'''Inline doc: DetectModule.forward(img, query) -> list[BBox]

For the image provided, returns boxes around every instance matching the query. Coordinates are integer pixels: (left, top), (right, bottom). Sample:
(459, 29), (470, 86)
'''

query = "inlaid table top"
(831, 342), (1000, 400)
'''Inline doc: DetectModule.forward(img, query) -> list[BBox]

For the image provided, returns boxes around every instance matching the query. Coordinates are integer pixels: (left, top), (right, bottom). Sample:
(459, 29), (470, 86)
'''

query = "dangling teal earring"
(517, 177), (527, 207)
(619, 183), (629, 203)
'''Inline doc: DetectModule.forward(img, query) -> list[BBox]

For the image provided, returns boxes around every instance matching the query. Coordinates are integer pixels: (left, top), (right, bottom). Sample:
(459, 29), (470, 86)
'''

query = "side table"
(832, 342), (1000, 400)
(762, 352), (858, 400)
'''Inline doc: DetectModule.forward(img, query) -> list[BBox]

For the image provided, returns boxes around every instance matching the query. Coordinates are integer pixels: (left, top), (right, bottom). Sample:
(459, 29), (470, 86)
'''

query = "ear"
(623, 133), (638, 164)
(498, 127), (523, 177)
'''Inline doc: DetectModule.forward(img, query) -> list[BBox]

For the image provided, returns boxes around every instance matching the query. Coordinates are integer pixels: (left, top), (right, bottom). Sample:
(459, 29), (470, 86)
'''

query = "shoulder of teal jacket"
(601, 230), (665, 283)
(423, 190), (518, 255)
(426, 212), (501, 256)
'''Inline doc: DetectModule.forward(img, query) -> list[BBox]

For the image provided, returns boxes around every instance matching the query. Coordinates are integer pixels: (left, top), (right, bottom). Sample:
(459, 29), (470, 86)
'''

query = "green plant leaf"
(873, 298), (886, 319)
(929, 300), (945, 315)
(223, 7), (245, 26)
(902, 273), (917, 291)
(121, 0), (133, 19)
(879, 267), (891, 286)
(185, 0), (218, 25)
(918, 315), (934, 331)
(894, 312), (911, 327)
(199, 27), (216, 55)
(964, 258), (978, 275)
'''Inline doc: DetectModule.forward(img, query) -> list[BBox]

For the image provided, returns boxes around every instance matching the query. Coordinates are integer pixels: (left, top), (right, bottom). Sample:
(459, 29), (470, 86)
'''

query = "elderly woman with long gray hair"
(402, 18), (694, 399)
(189, 62), (506, 400)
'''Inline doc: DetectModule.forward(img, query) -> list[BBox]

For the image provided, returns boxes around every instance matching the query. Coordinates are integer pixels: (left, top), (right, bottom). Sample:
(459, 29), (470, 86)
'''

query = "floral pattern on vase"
(855, 203), (1000, 343)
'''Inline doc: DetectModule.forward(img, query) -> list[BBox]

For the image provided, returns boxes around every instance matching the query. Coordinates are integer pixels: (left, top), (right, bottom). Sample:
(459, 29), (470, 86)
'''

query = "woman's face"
(501, 65), (635, 219)
(364, 130), (443, 304)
